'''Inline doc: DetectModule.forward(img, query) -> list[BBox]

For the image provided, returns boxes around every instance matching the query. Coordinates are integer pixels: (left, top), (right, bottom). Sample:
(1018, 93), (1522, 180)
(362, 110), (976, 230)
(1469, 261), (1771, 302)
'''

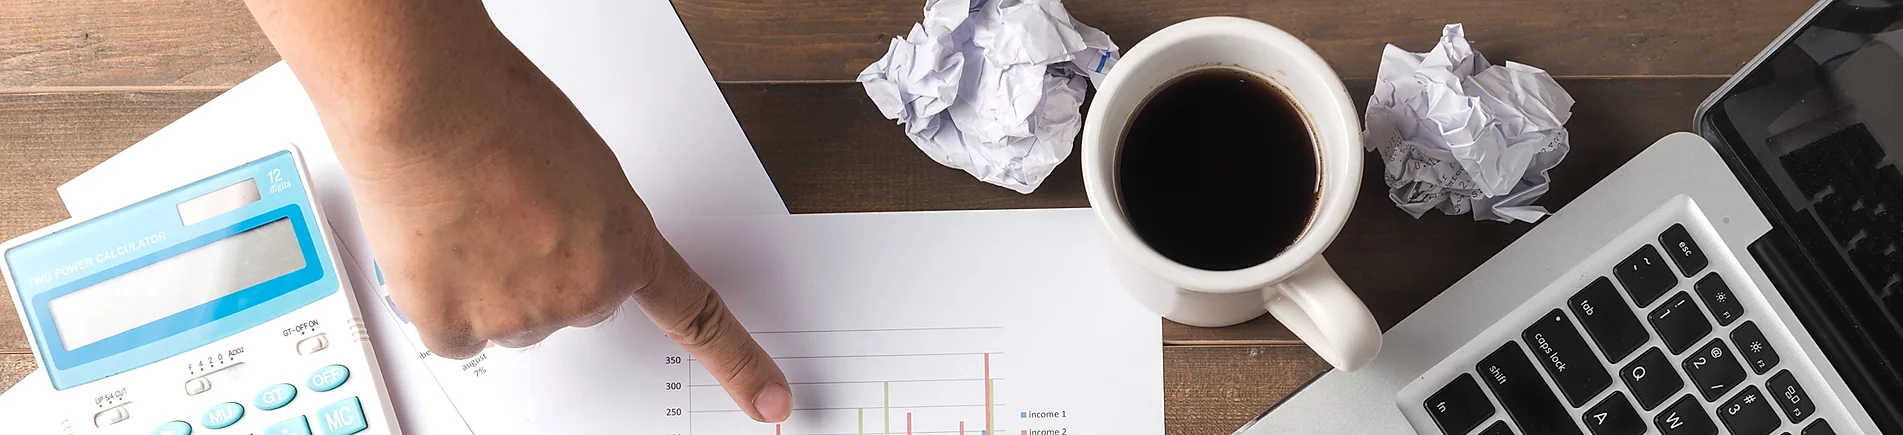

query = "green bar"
(884, 381), (891, 435)
(859, 408), (865, 435)
(986, 379), (994, 434)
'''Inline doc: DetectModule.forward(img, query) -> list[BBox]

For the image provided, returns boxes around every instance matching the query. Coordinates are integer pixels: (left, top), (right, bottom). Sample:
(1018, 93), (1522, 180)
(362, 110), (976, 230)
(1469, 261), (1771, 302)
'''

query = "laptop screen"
(1700, 0), (1903, 426)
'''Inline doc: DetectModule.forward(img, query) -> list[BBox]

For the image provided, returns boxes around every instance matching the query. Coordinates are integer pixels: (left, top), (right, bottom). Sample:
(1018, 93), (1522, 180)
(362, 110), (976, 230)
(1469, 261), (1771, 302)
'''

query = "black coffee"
(1116, 67), (1319, 271)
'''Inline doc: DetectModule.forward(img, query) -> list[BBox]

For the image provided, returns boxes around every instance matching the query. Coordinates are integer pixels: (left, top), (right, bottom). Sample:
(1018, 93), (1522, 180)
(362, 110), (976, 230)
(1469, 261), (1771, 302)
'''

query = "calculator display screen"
(47, 218), (305, 350)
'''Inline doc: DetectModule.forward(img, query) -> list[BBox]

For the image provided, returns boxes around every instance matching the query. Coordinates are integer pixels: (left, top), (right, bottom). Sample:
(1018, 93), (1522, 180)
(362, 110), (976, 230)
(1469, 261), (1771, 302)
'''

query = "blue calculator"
(3, 145), (402, 435)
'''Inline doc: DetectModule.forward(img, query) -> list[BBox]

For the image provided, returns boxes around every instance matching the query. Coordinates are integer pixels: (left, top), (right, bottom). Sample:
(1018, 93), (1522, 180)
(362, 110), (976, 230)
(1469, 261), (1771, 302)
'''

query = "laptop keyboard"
(1397, 201), (1856, 435)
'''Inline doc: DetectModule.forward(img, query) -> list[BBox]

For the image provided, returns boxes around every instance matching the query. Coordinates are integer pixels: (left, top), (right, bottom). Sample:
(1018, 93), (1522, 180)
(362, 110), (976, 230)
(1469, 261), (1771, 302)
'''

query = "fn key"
(1425, 374), (1495, 435)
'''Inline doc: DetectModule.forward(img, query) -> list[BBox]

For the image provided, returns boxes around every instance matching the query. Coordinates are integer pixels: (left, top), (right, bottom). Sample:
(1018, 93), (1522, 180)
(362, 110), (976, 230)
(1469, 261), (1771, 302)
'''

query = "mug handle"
(1264, 255), (1383, 371)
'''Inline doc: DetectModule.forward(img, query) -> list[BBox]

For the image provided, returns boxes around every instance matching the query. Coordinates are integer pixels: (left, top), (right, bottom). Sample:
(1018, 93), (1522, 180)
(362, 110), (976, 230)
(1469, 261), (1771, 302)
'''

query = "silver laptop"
(1240, 1), (1903, 434)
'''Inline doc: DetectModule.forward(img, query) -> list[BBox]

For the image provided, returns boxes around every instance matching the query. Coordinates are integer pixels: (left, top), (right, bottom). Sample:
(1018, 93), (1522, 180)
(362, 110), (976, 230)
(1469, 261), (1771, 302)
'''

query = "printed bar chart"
(678, 328), (1009, 435)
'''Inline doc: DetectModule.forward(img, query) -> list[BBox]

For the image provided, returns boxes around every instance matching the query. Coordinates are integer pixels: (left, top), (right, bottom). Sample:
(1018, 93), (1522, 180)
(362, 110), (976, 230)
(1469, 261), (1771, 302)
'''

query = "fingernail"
(753, 382), (793, 423)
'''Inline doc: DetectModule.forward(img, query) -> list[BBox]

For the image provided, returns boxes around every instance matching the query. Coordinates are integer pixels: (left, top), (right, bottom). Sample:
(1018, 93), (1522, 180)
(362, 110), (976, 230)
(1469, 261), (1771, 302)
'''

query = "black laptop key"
(1616, 245), (1679, 306)
(1731, 321), (1781, 374)
(1718, 386), (1781, 435)
(1425, 373), (1494, 435)
(1803, 420), (1835, 435)
(1656, 395), (1719, 435)
(1620, 348), (1684, 410)
(1477, 421), (1511, 435)
(1570, 277), (1649, 362)
(1648, 292), (1714, 354)
(1693, 274), (1745, 326)
(1583, 392), (1647, 435)
(1523, 309), (1612, 406)
(1660, 224), (1709, 276)
(1683, 338), (1747, 401)
(1767, 370), (1815, 424)
(1477, 343), (1582, 435)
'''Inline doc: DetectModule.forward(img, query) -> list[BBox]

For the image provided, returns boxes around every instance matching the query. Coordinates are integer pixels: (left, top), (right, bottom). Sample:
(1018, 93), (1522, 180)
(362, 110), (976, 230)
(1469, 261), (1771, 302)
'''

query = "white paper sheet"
(370, 209), (1164, 434)
(45, 0), (787, 433)
(858, 0), (1117, 194)
(1363, 24), (1573, 223)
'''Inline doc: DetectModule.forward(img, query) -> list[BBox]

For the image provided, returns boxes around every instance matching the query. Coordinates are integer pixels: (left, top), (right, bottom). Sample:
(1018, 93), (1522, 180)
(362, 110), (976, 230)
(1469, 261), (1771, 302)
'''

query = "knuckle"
(470, 314), (537, 340)
(714, 344), (766, 382)
(663, 290), (734, 350)
(422, 334), (483, 360)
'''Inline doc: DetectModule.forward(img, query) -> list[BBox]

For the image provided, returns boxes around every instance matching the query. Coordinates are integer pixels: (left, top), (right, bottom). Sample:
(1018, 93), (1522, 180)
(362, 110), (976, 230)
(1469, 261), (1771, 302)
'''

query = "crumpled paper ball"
(1363, 23), (1575, 223)
(858, 0), (1118, 194)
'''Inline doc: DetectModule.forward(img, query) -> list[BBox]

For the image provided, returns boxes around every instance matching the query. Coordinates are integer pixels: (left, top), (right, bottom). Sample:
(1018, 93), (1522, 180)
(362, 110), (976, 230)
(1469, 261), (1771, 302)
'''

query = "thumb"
(629, 236), (792, 423)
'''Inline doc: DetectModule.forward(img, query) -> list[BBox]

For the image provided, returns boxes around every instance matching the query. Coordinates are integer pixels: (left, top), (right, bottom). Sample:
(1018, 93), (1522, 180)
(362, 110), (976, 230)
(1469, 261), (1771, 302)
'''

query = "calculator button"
(1616, 245), (1679, 306)
(1803, 420), (1836, 435)
(1477, 421), (1512, 435)
(313, 397), (369, 435)
(1620, 348), (1684, 411)
(1424, 373), (1493, 435)
(152, 421), (192, 435)
(1683, 339), (1747, 401)
(298, 334), (330, 356)
(1522, 309), (1612, 407)
(1717, 386), (1780, 435)
(1732, 322), (1782, 374)
(1660, 224), (1709, 277)
(1655, 396), (1718, 435)
(1570, 277), (1650, 362)
(203, 402), (245, 429)
(185, 376), (212, 396)
(1767, 370), (1815, 424)
(1648, 292), (1713, 354)
(267, 416), (314, 435)
(308, 364), (350, 392)
(257, 383), (299, 411)
(1582, 392), (1646, 435)
(1693, 274), (1744, 326)
(96, 404), (131, 427)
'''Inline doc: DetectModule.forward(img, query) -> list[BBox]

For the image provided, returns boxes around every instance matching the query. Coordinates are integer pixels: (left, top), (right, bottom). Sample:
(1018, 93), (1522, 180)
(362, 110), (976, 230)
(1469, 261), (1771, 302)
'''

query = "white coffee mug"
(1082, 17), (1382, 371)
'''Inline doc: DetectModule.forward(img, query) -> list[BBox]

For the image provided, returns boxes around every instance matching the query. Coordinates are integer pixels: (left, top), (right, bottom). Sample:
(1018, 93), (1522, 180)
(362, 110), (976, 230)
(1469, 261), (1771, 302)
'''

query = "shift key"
(1524, 309), (1613, 407)
(1478, 342), (1583, 435)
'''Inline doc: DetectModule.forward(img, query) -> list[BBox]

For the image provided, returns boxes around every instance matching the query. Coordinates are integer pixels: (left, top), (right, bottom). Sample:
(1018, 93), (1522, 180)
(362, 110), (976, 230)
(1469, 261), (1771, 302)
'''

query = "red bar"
(960, 421), (966, 435)
(907, 412), (914, 435)
(775, 424), (781, 435)
(984, 353), (992, 434)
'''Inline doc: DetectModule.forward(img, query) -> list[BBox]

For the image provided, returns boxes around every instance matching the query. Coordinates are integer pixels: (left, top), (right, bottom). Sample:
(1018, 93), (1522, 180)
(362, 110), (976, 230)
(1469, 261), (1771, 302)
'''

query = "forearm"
(244, 0), (528, 171)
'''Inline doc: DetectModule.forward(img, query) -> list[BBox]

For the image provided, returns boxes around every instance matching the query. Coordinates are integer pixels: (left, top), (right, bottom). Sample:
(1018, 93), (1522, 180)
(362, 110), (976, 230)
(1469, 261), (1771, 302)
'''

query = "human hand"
(243, 0), (792, 421)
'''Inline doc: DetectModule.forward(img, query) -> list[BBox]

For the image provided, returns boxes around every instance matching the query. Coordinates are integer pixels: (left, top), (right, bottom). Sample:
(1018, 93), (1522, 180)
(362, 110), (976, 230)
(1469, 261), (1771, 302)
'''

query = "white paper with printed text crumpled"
(1364, 24), (1574, 223)
(859, 0), (1117, 193)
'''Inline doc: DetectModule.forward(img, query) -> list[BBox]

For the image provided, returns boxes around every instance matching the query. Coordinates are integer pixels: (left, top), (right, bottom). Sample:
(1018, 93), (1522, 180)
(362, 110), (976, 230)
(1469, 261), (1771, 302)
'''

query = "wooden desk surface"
(0, 0), (1816, 432)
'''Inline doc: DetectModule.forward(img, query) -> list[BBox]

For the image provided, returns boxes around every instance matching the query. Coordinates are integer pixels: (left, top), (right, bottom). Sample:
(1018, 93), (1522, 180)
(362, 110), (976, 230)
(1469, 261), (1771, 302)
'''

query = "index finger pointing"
(630, 238), (792, 423)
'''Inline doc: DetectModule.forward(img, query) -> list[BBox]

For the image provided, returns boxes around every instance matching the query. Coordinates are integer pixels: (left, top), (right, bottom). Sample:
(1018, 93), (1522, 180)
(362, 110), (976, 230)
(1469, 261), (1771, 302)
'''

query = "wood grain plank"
(1, 0), (1808, 88)
(0, 77), (1725, 347)
(1164, 345), (1332, 435)
(0, 0), (276, 88)
(726, 77), (1729, 341)
(0, 78), (1725, 350)
(0, 90), (218, 353)
(676, 0), (1812, 81)
(0, 353), (35, 393)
